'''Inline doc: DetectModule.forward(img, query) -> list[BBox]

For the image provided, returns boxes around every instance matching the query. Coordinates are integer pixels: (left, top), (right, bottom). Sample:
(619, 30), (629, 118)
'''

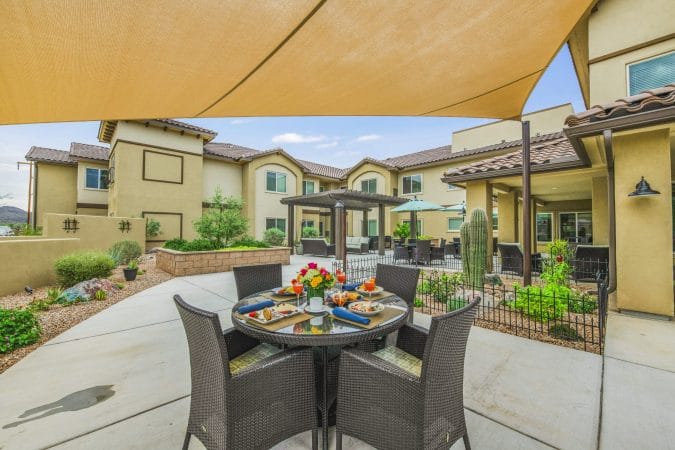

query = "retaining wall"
(156, 247), (291, 276)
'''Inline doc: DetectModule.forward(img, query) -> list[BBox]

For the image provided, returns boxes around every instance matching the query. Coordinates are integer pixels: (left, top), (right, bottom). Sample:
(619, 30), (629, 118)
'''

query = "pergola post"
(335, 201), (345, 262)
(330, 207), (336, 244)
(288, 204), (295, 254)
(378, 204), (385, 255)
(362, 209), (369, 237)
(409, 211), (417, 240)
(522, 120), (532, 285)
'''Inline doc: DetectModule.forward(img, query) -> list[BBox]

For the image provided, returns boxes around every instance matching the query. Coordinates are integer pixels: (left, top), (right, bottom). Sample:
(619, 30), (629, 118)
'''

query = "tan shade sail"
(0, 0), (592, 125)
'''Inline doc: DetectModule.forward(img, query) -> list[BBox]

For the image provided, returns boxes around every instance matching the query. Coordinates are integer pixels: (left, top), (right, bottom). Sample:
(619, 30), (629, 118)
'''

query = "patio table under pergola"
(280, 189), (406, 257)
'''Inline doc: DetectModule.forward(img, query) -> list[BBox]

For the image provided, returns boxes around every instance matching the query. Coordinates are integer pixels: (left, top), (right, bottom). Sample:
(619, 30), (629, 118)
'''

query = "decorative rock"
(57, 279), (120, 303)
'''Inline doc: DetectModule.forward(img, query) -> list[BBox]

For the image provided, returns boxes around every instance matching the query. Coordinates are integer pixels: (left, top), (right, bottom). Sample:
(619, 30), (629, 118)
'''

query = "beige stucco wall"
(589, 40), (675, 105)
(35, 163), (77, 226)
(76, 161), (109, 205)
(108, 140), (203, 241)
(451, 104), (573, 152)
(202, 158), (242, 199)
(345, 163), (395, 237)
(591, 176), (609, 245)
(498, 192), (518, 243)
(76, 207), (108, 216)
(245, 155), (302, 241)
(613, 128), (673, 316)
(0, 238), (81, 295)
(465, 180), (494, 267)
(112, 121), (204, 155)
(43, 213), (145, 252)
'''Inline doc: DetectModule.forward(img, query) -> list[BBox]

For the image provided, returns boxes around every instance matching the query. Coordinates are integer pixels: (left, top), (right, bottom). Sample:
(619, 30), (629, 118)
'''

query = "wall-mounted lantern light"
(628, 177), (660, 197)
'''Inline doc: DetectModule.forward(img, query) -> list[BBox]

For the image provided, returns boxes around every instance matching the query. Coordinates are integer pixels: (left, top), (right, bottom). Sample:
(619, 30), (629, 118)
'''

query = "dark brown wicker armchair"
(233, 263), (282, 300)
(572, 245), (609, 282)
(301, 238), (336, 257)
(336, 297), (480, 450)
(430, 238), (446, 264)
(413, 240), (432, 265)
(174, 295), (318, 450)
(377, 263), (420, 324)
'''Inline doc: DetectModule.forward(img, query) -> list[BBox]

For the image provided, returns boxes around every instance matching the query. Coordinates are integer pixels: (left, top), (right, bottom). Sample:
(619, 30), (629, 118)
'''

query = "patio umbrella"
(392, 198), (444, 239)
(442, 202), (467, 220)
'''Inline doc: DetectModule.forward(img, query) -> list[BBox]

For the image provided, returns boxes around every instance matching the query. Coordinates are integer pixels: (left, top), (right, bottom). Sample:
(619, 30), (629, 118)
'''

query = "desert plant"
(145, 218), (161, 239)
(128, 259), (138, 270)
(263, 228), (286, 246)
(94, 290), (107, 301)
(0, 308), (41, 353)
(46, 287), (62, 302)
(393, 222), (410, 240)
(302, 226), (319, 238)
(461, 208), (488, 288)
(109, 240), (143, 265)
(54, 252), (116, 287)
(194, 188), (248, 247)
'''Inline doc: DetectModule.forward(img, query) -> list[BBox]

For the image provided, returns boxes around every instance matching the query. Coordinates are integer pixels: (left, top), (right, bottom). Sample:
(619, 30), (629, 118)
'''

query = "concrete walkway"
(0, 255), (670, 449)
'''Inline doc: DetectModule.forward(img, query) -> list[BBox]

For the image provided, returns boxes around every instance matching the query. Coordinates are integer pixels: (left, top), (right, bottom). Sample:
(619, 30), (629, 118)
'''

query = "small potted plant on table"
(124, 259), (139, 281)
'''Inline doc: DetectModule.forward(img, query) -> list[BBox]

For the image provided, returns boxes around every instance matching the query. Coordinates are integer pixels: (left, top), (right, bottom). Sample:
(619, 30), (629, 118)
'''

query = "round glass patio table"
(231, 292), (409, 450)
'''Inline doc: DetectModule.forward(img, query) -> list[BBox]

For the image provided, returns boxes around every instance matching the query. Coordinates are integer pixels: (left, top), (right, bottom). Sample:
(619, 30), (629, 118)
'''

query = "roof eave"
(441, 160), (586, 184)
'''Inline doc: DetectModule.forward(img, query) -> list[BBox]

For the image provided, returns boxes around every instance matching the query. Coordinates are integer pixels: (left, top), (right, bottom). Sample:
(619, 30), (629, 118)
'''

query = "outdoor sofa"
(346, 236), (369, 253)
(301, 238), (336, 257)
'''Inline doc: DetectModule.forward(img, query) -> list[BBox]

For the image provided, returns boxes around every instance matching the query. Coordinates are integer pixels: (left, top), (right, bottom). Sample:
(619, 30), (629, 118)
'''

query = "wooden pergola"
(280, 189), (406, 258)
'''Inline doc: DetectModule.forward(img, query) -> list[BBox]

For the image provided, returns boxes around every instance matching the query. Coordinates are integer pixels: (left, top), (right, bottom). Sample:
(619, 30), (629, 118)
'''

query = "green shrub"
(94, 290), (107, 301)
(194, 188), (248, 247)
(46, 287), (62, 302)
(302, 227), (319, 238)
(549, 324), (582, 341)
(163, 238), (187, 251)
(263, 228), (286, 246)
(0, 308), (41, 353)
(145, 218), (161, 239)
(182, 239), (219, 252)
(230, 236), (270, 248)
(109, 240), (143, 265)
(54, 251), (116, 287)
(568, 294), (598, 314)
(507, 284), (569, 322)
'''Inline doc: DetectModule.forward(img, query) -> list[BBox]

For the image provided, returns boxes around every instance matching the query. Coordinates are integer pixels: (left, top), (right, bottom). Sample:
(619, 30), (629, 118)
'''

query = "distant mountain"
(0, 206), (27, 223)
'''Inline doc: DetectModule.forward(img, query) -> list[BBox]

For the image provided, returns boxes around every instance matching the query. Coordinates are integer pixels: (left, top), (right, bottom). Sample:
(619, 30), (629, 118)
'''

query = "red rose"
(556, 255), (563, 263)
(308, 262), (318, 269)
(300, 268), (307, 275)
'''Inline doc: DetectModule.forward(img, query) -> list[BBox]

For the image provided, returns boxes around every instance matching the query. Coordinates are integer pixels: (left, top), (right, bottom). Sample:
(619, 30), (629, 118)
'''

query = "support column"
(592, 176), (609, 245)
(531, 199), (537, 252)
(288, 204), (295, 254)
(521, 120), (532, 286)
(330, 208), (336, 244)
(465, 179), (494, 271)
(362, 209), (369, 237)
(378, 204), (385, 255)
(335, 202), (345, 261)
(497, 191), (518, 243)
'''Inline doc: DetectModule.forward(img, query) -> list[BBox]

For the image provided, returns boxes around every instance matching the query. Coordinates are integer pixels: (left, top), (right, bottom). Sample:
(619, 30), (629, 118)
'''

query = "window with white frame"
(266, 218), (286, 232)
(266, 171), (287, 193)
(559, 212), (592, 243)
(302, 180), (315, 195)
(627, 51), (674, 96)
(402, 174), (422, 194)
(361, 178), (377, 193)
(536, 212), (553, 242)
(85, 168), (109, 190)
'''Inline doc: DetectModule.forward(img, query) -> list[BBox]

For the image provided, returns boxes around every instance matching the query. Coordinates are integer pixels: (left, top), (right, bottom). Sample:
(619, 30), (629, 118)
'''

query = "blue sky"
(0, 45), (584, 210)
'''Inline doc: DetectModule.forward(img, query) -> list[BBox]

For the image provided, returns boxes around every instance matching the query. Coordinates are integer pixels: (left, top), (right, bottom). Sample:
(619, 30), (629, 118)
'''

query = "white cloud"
(272, 133), (325, 144)
(354, 134), (381, 142)
(230, 118), (255, 125)
(315, 142), (338, 149)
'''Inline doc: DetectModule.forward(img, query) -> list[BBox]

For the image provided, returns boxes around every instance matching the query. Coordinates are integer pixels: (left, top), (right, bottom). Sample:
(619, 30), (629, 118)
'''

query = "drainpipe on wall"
(603, 130), (617, 293)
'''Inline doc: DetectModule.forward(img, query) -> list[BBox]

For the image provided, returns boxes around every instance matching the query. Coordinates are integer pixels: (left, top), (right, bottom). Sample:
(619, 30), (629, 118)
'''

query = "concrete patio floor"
(0, 255), (672, 450)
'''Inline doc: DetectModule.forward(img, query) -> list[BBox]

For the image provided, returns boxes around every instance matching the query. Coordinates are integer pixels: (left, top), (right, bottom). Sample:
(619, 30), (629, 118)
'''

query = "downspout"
(603, 130), (617, 293)
(32, 163), (39, 229)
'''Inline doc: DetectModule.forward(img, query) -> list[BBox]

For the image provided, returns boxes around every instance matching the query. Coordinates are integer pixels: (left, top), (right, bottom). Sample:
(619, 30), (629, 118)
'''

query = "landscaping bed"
(156, 246), (290, 276)
(0, 254), (171, 374)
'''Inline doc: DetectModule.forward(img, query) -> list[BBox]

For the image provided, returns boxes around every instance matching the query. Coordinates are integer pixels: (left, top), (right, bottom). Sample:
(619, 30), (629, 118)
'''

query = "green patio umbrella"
(391, 197), (444, 239)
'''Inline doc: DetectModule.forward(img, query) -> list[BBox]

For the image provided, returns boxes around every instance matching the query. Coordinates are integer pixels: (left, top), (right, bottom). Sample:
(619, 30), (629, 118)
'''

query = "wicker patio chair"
(497, 243), (523, 276)
(572, 245), (609, 282)
(233, 263), (282, 300)
(393, 245), (411, 264)
(430, 238), (446, 264)
(377, 263), (420, 324)
(336, 297), (480, 450)
(413, 240), (432, 265)
(301, 238), (336, 257)
(174, 295), (318, 450)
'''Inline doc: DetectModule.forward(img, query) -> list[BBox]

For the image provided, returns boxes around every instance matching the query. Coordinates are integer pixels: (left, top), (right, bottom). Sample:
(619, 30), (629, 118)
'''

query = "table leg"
(321, 346), (329, 450)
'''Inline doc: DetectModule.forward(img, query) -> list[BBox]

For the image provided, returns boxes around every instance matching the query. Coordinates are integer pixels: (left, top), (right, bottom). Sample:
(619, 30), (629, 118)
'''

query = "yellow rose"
(311, 276), (322, 288)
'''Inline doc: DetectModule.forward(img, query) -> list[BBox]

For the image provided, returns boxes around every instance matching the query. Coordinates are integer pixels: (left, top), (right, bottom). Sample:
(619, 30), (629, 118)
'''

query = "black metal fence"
(332, 255), (609, 353)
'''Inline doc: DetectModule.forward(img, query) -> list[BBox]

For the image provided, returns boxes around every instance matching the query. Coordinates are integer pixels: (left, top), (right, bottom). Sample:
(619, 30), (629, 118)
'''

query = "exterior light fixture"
(628, 177), (660, 197)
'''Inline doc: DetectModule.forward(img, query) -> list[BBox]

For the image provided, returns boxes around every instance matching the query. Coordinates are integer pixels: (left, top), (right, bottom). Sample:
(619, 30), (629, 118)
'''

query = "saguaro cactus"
(460, 208), (488, 288)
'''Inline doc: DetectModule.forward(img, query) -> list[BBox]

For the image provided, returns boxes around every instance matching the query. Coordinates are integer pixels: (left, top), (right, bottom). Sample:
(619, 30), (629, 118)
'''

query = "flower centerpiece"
(296, 262), (335, 300)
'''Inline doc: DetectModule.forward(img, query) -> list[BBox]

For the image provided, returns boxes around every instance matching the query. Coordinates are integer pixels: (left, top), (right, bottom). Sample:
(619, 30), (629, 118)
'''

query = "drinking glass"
(337, 271), (346, 291)
(364, 278), (375, 302)
(293, 283), (304, 309)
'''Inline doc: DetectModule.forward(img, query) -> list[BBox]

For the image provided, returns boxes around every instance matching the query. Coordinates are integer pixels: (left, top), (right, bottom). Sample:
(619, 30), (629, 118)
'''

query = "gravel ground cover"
(0, 254), (172, 374)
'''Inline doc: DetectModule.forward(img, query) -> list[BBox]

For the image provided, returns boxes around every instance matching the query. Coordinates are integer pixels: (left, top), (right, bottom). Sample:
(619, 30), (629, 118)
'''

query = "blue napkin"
(332, 307), (370, 325)
(343, 283), (360, 291)
(238, 300), (275, 315)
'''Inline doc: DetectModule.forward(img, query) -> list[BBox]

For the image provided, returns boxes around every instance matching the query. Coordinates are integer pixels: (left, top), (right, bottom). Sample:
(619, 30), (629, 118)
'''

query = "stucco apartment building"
(25, 106), (572, 245)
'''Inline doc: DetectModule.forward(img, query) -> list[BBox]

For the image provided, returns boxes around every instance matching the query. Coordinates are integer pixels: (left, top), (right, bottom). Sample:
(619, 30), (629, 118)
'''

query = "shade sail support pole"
(522, 120), (532, 286)
(288, 204), (295, 255)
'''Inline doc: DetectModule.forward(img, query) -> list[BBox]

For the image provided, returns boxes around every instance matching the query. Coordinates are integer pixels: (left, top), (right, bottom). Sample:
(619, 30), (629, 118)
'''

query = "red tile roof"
(442, 135), (580, 182)
(25, 146), (75, 165)
(69, 142), (109, 161)
(296, 159), (347, 179)
(203, 142), (260, 160)
(565, 83), (675, 127)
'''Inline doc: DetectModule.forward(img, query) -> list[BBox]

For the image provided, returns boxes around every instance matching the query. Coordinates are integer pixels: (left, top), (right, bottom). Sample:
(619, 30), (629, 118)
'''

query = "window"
(368, 219), (377, 236)
(319, 185), (326, 192)
(266, 171), (287, 193)
(559, 212), (592, 243)
(402, 175), (422, 194)
(301, 219), (315, 228)
(447, 183), (459, 190)
(403, 219), (422, 235)
(85, 168), (108, 190)
(492, 212), (498, 231)
(448, 217), (463, 231)
(628, 51), (674, 95)
(360, 178), (377, 193)
(266, 218), (286, 232)
(302, 181), (315, 195)
(536, 212), (553, 242)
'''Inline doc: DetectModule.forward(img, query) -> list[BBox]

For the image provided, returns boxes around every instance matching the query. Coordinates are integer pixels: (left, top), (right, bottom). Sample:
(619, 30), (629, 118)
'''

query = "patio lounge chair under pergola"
(280, 188), (406, 258)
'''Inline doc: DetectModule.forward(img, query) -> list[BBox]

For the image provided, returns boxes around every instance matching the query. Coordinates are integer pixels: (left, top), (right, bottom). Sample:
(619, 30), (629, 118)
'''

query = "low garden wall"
(156, 247), (291, 276)
(43, 213), (145, 251)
